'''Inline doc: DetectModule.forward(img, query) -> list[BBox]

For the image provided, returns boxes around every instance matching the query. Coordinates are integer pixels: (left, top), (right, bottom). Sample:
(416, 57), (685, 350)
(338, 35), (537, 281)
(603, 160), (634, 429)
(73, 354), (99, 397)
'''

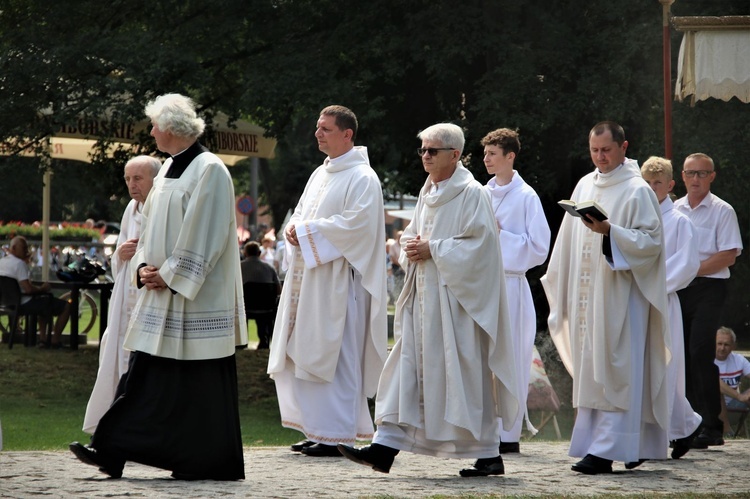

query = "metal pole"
(42, 159), (51, 282)
(660, 0), (675, 159)
(250, 157), (259, 231)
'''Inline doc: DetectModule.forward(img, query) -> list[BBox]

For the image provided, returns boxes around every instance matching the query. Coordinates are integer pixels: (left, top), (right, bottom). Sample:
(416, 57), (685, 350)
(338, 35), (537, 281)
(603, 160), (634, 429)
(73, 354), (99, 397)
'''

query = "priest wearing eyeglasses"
(675, 153), (743, 449)
(338, 123), (519, 478)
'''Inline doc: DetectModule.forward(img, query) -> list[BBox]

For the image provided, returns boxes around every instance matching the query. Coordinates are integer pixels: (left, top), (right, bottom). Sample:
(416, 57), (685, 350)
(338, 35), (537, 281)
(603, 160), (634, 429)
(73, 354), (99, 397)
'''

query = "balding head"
(124, 155), (161, 204)
(9, 236), (30, 261)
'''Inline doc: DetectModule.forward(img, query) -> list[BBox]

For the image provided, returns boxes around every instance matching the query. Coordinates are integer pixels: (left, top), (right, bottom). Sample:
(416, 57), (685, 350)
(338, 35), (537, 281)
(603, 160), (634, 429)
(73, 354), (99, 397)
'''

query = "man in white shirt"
(715, 327), (750, 411)
(674, 153), (743, 448)
(0, 236), (70, 347)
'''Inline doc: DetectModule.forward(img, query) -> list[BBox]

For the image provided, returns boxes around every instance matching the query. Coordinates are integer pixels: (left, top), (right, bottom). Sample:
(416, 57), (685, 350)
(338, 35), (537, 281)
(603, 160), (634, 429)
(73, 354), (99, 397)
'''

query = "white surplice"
(124, 152), (247, 360)
(486, 172), (550, 442)
(82, 199), (143, 434)
(542, 159), (670, 463)
(267, 146), (388, 444)
(661, 197), (702, 440)
(374, 164), (519, 459)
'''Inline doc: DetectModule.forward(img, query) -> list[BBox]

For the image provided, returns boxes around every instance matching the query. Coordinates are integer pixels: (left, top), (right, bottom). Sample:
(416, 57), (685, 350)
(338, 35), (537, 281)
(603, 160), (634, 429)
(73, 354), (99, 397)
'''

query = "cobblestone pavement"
(1, 441), (749, 498)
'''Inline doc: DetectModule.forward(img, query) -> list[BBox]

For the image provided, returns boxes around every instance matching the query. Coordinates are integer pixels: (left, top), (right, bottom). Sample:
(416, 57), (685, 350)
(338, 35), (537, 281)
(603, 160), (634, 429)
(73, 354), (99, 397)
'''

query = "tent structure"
(674, 16), (750, 105)
(3, 112), (277, 280)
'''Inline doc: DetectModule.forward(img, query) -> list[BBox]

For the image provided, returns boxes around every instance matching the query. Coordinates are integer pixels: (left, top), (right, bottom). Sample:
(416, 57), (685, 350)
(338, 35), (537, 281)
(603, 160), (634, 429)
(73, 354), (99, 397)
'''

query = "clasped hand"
(139, 265), (167, 290)
(405, 235), (431, 263)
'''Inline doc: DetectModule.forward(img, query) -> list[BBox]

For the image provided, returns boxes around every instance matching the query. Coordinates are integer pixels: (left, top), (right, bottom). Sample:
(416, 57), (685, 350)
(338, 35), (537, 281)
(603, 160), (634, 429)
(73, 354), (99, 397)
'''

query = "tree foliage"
(0, 0), (749, 332)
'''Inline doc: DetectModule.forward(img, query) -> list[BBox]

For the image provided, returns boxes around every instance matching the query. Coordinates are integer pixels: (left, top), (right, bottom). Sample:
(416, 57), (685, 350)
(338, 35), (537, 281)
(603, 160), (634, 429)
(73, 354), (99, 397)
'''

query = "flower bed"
(0, 222), (102, 242)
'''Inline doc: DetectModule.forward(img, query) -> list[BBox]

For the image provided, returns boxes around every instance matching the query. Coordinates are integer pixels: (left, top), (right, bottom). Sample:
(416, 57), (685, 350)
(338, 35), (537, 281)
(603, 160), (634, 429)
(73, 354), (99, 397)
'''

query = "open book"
(558, 199), (608, 221)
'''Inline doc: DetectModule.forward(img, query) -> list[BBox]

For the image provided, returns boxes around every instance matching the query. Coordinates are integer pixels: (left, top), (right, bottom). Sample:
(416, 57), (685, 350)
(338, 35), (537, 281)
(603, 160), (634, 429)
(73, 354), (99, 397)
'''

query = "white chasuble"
(374, 164), (519, 459)
(267, 146), (388, 442)
(542, 159), (670, 462)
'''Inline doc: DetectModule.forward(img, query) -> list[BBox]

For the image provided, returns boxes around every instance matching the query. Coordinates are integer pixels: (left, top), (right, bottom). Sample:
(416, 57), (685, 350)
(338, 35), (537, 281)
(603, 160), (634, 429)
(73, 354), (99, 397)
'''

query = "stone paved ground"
(2, 441), (749, 498)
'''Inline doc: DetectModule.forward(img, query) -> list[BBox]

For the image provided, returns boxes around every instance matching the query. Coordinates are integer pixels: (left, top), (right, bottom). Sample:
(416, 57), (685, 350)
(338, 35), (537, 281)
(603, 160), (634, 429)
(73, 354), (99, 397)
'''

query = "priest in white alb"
(267, 105), (388, 458)
(82, 155), (161, 435)
(338, 123), (519, 478)
(542, 122), (670, 474)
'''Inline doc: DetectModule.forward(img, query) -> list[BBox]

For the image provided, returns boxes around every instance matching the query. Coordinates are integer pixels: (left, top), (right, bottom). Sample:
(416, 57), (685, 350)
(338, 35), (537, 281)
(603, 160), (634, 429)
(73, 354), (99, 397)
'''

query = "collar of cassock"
(165, 141), (209, 178)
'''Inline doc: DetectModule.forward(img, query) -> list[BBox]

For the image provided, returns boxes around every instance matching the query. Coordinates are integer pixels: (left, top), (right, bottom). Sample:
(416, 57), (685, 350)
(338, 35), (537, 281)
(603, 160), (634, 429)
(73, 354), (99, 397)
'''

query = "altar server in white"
(542, 122), (670, 474)
(267, 105), (388, 458)
(82, 155), (161, 434)
(338, 123), (519, 478)
(71, 93), (247, 480)
(482, 128), (550, 453)
(641, 156), (702, 459)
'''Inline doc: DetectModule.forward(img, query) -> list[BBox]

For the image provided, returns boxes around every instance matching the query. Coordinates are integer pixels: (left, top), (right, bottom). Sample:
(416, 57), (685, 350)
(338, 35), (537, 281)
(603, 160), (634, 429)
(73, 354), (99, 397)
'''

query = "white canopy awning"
(675, 16), (750, 105)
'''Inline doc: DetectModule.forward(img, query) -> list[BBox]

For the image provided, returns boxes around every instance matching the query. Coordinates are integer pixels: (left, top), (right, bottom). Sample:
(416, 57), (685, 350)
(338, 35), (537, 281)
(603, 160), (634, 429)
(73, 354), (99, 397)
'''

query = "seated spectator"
(241, 241), (281, 349)
(0, 236), (71, 348)
(715, 326), (750, 431)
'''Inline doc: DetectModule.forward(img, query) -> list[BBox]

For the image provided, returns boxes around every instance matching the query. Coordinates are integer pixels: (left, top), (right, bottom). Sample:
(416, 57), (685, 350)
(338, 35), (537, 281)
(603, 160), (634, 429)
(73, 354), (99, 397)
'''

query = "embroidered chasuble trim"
(281, 419), (373, 443)
(304, 222), (323, 266)
(285, 177), (330, 340)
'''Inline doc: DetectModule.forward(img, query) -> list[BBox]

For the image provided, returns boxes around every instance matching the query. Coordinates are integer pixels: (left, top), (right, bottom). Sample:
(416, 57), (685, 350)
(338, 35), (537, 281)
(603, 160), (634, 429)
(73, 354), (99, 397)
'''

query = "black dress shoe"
(290, 439), (315, 452)
(672, 427), (701, 458)
(301, 443), (342, 457)
(69, 442), (124, 479)
(337, 443), (398, 473)
(692, 428), (724, 447)
(625, 459), (647, 470)
(459, 456), (505, 477)
(499, 441), (520, 454)
(571, 454), (613, 475)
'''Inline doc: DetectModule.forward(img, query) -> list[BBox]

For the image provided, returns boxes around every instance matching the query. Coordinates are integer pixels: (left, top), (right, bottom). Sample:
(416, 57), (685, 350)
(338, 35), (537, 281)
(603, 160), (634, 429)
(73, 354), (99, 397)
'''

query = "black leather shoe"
(290, 439), (315, 452)
(499, 441), (520, 454)
(693, 428), (724, 447)
(625, 459), (647, 470)
(301, 443), (342, 457)
(672, 427), (701, 458)
(459, 456), (505, 477)
(69, 442), (124, 479)
(337, 443), (397, 473)
(571, 454), (613, 475)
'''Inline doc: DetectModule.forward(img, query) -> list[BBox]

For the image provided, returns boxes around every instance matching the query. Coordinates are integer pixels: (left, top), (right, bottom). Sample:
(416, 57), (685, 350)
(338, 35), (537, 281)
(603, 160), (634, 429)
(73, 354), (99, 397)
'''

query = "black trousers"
(677, 278), (728, 432)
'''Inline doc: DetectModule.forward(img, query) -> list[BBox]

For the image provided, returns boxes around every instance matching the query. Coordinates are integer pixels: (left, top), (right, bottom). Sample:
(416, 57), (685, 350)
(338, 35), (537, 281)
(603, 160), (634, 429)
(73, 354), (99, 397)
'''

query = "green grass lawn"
(0, 320), (303, 450)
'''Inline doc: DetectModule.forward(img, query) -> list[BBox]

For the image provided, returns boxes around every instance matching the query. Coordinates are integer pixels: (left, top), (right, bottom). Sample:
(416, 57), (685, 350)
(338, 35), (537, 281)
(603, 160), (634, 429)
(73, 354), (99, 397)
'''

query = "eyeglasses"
(417, 147), (454, 157)
(683, 170), (714, 178)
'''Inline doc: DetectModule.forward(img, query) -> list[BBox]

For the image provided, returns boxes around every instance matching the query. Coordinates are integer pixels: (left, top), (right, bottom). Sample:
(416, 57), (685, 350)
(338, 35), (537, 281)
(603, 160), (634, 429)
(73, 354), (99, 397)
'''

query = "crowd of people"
(2, 93), (735, 481)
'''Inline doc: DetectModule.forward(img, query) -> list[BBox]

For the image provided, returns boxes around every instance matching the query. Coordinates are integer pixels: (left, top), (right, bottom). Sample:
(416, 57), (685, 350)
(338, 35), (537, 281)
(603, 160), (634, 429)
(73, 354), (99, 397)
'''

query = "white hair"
(144, 93), (205, 138)
(417, 123), (465, 155)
